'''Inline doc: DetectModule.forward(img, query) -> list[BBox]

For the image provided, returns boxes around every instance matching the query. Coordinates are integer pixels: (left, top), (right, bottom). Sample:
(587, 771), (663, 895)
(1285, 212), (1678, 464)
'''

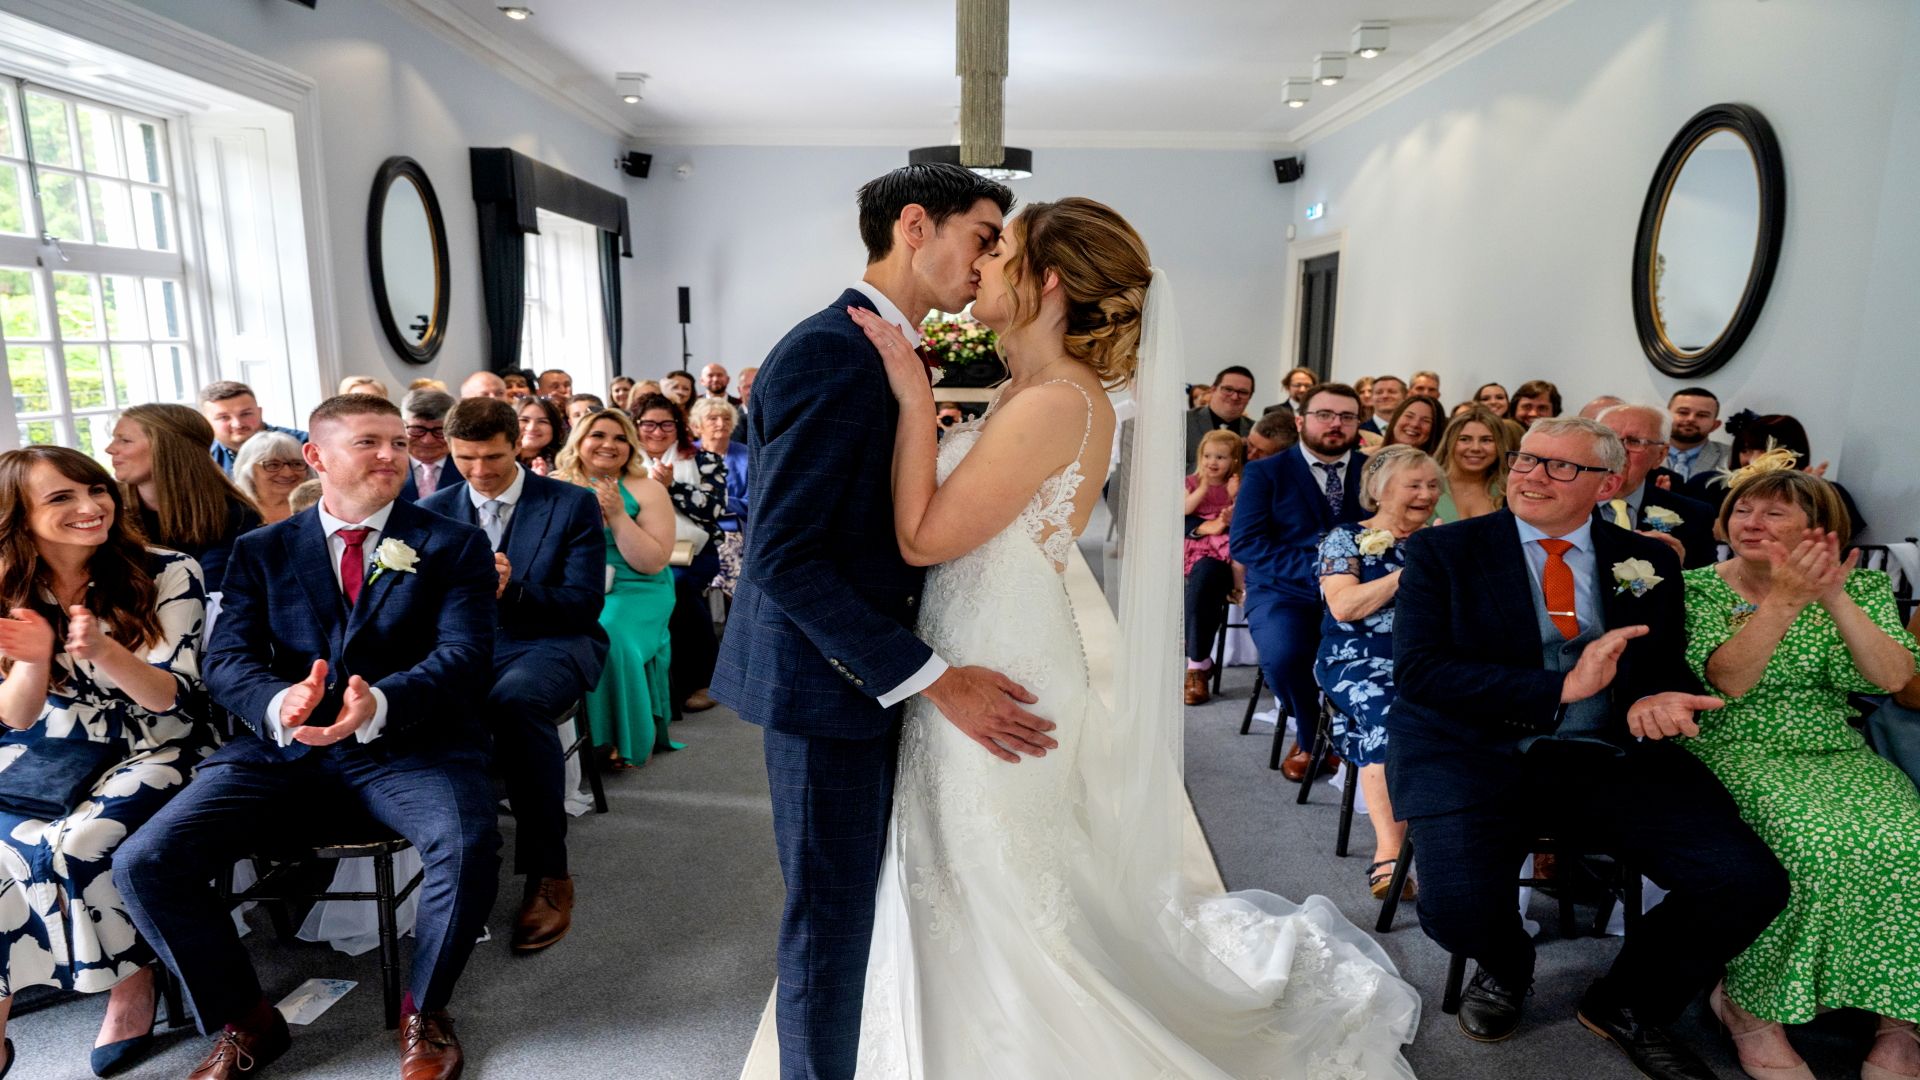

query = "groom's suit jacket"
(203, 498), (498, 766)
(1385, 510), (1696, 818)
(711, 288), (932, 741)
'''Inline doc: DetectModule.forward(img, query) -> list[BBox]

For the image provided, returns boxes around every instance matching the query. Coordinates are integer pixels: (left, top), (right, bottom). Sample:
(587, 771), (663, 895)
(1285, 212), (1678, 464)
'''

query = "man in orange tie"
(1385, 417), (1789, 1080)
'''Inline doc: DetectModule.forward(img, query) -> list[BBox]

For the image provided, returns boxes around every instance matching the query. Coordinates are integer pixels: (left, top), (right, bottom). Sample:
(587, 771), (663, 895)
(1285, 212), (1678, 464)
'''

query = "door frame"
(1282, 230), (1346, 382)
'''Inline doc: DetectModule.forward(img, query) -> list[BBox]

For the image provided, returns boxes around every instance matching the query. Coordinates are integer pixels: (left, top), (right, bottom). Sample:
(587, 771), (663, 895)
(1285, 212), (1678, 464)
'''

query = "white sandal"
(1708, 982), (1813, 1080)
(1862, 1018), (1920, 1080)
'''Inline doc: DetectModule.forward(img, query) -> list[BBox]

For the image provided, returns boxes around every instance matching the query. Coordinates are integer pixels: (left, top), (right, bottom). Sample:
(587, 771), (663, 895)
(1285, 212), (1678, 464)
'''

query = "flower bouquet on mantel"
(918, 314), (1008, 388)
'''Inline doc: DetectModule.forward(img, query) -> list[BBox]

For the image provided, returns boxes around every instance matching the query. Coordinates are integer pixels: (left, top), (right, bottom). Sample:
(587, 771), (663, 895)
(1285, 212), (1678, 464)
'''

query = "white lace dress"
(857, 384), (1421, 1079)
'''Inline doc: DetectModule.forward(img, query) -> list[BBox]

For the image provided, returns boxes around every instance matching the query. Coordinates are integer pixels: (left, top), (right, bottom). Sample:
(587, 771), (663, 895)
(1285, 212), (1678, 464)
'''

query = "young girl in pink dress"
(1184, 430), (1244, 704)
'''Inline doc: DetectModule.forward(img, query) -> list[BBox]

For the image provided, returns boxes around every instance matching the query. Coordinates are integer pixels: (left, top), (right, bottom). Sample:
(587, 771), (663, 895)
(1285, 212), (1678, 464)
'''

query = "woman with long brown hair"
(1378, 394), (1444, 456)
(105, 405), (260, 592)
(0, 447), (217, 1077)
(1432, 404), (1517, 521)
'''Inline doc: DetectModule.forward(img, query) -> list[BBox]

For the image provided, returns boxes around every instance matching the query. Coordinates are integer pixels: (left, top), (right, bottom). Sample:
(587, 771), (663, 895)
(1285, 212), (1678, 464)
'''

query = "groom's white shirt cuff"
(879, 655), (948, 710)
(263, 685), (390, 747)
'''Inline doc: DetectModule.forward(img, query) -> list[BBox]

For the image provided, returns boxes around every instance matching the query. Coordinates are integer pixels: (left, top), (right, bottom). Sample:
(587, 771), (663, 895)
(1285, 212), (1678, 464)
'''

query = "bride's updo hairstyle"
(1000, 197), (1151, 390)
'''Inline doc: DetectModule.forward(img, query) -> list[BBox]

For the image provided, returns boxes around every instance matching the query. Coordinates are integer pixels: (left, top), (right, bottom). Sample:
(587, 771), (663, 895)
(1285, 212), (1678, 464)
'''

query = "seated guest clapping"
(419, 398), (608, 952)
(691, 397), (749, 597)
(1388, 417), (1788, 1078)
(1593, 404), (1717, 569)
(1182, 430), (1243, 706)
(0, 447), (217, 1079)
(1315, 445), (1440, 900)
(1432, 405), (1515, 522)
(554, 410), (679, 766)
(1679, 463), (1920, 1080)
(517, 396), (567, 477)
(231, 432), (312, 526)
(631, 393), (726, 714)
(107, 404), (261, 593)
(116, 394), (501, 1080)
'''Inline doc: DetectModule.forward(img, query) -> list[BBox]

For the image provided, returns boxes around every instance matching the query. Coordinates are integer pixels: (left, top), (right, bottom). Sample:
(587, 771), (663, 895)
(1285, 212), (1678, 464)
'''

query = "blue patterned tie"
(1315, 461), (1343, 515)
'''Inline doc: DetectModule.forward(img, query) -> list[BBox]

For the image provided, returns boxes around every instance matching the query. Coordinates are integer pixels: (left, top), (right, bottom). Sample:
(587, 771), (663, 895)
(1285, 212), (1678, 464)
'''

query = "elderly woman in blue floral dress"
(0, 447), (216, 1078)
(1314, 445), (1443, 900)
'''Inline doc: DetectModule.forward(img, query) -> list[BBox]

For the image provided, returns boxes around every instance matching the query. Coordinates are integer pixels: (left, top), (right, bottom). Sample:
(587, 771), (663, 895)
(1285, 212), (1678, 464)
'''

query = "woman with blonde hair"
(229, 432), (312, 525)
(338, 375), (389, 398)
(104, 405), (260, 592)
(1182, 428), (1243, 705)
(1432, 404), (1517, 522)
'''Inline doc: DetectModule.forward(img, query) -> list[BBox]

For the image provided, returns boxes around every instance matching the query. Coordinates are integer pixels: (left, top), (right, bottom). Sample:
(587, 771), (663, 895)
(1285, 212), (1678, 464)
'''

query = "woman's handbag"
(0, 737), (121, 819)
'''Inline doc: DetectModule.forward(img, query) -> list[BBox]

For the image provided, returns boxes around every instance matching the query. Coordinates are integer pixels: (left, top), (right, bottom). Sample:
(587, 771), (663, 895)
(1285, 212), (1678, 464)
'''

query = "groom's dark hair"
(857, 164), (1015, 263)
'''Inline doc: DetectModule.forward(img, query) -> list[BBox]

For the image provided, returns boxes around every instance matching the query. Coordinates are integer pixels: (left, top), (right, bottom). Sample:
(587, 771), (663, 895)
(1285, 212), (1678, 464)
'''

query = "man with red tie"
(1386, 417), (1787, 1080)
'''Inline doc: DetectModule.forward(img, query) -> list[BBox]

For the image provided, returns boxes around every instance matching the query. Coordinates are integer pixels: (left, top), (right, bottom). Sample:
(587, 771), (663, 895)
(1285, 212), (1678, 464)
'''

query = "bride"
(845, 197), (1421, 1078)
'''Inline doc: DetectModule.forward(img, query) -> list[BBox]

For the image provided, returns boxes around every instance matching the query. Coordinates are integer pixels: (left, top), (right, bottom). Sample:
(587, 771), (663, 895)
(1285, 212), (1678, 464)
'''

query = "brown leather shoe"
(189, 1012), (290, 1079)
(399, 1010), (464, 1080)
(1280, 743), (1311, 782)
(683, 688), (716, 712)
(512, 875), (574, 953)
(1183, 669), (1211, 706)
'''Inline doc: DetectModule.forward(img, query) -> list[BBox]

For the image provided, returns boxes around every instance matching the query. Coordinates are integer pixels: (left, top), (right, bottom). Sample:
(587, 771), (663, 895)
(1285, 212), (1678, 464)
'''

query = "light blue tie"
(479, 499), (504, 550)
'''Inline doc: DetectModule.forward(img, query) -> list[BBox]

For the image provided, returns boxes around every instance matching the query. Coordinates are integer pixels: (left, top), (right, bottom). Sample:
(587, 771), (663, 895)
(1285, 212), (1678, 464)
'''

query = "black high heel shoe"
(90, 976), (161, 1078)
(2, 1036), (14, 1078)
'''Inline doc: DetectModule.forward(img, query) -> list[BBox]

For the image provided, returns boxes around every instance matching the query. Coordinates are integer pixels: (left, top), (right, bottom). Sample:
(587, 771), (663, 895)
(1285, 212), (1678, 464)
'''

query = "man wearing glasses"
(1184, 366), (1257, 465)
(1384, 416), (1786, 1079)
(1230, 384), (1367, 780)
(398, 388), (456, 503)
(1594, 404), (1717, 568)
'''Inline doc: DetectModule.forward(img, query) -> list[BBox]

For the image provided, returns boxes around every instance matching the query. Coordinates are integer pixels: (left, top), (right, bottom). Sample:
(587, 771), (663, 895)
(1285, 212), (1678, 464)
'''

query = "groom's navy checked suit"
(713, 289), (931, 1080)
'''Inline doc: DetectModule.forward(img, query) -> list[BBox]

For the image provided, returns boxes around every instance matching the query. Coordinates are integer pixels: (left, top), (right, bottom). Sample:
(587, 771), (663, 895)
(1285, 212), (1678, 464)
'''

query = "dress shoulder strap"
(1038, 378), (1097, 458)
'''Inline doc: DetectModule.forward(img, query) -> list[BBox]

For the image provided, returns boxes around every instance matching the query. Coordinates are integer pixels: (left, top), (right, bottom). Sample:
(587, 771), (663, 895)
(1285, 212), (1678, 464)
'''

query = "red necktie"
(1537, 538), (1579, 641)
(337, 527), (371, 606)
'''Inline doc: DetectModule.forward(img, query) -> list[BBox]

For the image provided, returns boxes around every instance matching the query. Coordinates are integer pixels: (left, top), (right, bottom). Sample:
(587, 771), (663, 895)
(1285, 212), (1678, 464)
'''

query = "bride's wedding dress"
(856, 364), (1421, 1078)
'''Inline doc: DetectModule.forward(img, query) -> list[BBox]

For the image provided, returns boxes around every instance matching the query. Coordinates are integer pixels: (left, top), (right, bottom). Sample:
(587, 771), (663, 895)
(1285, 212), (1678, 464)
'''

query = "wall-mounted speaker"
(678, 286), (691, 325)
(620, 151), (653, 179)
(1273, 156), (1304, 184)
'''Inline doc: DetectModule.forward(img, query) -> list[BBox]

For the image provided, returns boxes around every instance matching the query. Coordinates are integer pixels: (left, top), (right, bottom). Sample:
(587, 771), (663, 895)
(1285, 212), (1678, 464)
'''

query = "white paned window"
(0, 77), (195, 456)
(520, 209), (608, 396)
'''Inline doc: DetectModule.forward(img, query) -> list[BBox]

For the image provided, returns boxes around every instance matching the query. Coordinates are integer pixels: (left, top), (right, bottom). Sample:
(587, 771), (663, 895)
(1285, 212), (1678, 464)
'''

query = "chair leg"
(1375, 835), (1414, 933)
(581, 729), (609, 815)
(1211, 606), (1229, 696)
(372, 852), (402, 1031)
(1268, 716), (1289, 771)
(1441, 953), (1469, 1014)
(1239, 669), (1266, 735)
(1294, 703), (1331, 802)
(257, 858), (296, 943)
(1556, 840), (1578, 939)
(156, 962), (187, 1031)
(1335, 758), (1358, 857)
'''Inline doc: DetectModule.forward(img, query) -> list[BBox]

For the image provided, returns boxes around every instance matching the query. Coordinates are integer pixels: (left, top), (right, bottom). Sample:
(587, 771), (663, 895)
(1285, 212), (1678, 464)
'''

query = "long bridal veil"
(1089, 268), (1422, 1076)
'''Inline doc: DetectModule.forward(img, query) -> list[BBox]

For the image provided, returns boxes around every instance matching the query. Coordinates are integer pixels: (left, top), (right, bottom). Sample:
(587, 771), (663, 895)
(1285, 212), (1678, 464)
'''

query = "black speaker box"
(621, 151), (652, 179)
(1273, 156), (1304, 184)
(678, 286), (691, 325)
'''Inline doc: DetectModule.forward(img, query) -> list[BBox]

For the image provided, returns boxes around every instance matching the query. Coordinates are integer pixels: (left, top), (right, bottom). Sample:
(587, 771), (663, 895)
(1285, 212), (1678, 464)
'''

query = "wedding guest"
(231, 432), (312, 526)
(1380, 395), (1443, 456)
(1183, 430), (1244, 706)
(516, 396), (567, 477)
(502, 371), (533, 400)
(699, 363), (741, 406)
(420, 398), (607, 951)
(200, 381), (307, 476)
(536, 369), (573, 413)
(1594, 404), (1717, 568)
(339, 374), (389, 399)
(398, 388), (454, 504)
(1388, 416), (1787, 1075)
(407, 378), (447, 393)
(287, 479), (321, 515)
(1188, 385), (1212, 410)
(1354, 375), (1376, 427)
(1363, 376), (1407, 435)
(1450, 401), (1476, 418)
(736, 367), (758, 413)
(1183, 365), (1255, 465)
(0, 447), (217, 1079)
(459, 370), (509, 401)
(1409, 370), (1442, 401)
(553, 410), (678, 766)
(1283, 366), (1317, 412)
(1315, 445), (1441, 899)
(1245, 407), (1297, 461)
(1681, 465), (1920, 1080)
(1433, 405), (1515, 522)
(935, 401), (966, 438)
(1664, 387), (1729, 482)
(630, 379), (663, 406)
(1511, 379), (1561, 428)
(566, 394), (604, 427)
(1685, 413), (1868, 537)
(691, 398), (748, 597)
(107, 405), (261, 593)
(632, 393), (725, 713)
(1230, 383), (1367, 779)
(117, 394), (501, 1080)
(1474, 382), (1511, 419)
(661, 370), (696, 407)
(608, 375), (636, 413)
(1578, 394), (1625, 420)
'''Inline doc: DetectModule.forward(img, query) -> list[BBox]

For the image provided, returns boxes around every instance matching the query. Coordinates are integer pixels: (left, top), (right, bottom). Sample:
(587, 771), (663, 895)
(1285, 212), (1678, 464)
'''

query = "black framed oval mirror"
(1631, 104), (1785, 378)
(368, 156), (451, 365)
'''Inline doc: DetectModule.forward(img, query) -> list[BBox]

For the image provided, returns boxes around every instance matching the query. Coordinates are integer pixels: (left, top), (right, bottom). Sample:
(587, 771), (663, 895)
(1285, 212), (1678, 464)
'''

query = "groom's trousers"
(763, 726), (899, 1080)
(1404, 739), (1788, 1022)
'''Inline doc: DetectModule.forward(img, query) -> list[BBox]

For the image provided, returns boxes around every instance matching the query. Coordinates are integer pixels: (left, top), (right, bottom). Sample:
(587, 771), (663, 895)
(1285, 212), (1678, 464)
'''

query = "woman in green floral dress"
(1681, 467), (1920, 1080)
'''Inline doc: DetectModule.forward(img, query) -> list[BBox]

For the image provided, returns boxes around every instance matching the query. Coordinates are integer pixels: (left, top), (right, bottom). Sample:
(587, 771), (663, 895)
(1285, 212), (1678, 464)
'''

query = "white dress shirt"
(262, 500), (395, 747)
(849, 280), (925, 348)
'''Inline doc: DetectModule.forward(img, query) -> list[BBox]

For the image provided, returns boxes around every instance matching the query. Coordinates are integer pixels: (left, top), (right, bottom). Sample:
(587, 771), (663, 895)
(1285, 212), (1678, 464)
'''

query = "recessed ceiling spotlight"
(1282, 78), (1313, 109)
(1313, 53), (1347, 86)
(616, 72), (648, 105)
(1352, 21), (1390, 59)
(498, 6), (532, 20)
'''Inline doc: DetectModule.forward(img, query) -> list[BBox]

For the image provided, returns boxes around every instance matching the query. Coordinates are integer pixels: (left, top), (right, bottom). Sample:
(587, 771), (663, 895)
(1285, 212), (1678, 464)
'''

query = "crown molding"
(385, 0), (640, 140)
(1284, 0), (1575, 145)
(629, 126), (1295, 153)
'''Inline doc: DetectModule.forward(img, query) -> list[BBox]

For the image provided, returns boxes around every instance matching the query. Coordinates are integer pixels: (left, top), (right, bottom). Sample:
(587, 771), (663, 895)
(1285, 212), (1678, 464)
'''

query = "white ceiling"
(422, 0), (1554, 148)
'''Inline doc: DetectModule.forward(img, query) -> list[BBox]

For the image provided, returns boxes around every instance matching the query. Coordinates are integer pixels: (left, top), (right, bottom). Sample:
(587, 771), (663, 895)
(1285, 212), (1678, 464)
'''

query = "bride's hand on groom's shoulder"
(848, 306), (932, 405)
(923, 664), (1056, 764)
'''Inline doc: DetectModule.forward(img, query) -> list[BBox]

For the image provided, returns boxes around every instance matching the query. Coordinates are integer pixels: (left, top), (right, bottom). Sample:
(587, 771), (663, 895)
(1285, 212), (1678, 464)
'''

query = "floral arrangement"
(1643, 505), (1684, 533)
(919, 315), (1001, 377)
(1612, 558), (1663, 597)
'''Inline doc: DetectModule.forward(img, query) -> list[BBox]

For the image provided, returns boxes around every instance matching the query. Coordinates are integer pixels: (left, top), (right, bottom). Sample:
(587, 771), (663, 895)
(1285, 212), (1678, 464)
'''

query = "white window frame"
(520, 209), (609, 397)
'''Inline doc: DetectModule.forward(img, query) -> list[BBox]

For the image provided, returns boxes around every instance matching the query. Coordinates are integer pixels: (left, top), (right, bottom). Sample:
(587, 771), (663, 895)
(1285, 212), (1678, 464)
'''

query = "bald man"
(461, 371), (509, 400)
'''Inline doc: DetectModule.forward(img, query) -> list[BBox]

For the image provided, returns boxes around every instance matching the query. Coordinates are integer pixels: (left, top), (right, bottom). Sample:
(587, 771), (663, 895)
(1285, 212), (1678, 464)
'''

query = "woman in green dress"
(1681, 465), (1920, 1080)
(555, 411), (681, 768)
(1430, 405), (1514, 523)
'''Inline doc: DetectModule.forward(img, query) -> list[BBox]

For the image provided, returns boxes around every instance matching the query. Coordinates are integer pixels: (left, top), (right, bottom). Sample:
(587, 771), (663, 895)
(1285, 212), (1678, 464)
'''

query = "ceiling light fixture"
(908, 143), (1032, 180)
(615, 72), (648, 105)
(1313, 53), (1347, 86)
(1282, 78), (1313, 109)
(497, 6), (532, 19)
(1351, 21), (1390, 59)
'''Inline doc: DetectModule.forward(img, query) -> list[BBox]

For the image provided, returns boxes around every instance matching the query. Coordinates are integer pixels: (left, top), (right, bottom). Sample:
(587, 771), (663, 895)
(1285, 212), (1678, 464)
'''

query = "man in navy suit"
(1229, 382), (1368, 777)
(1593, 403), (1718, 568)
(397, 388), (455, 504)
(1387, 417), (1786, 1080)
(420, 396), (607, 953)
(118, 394), (500, 1080)
(712, 163), (1051, 1080)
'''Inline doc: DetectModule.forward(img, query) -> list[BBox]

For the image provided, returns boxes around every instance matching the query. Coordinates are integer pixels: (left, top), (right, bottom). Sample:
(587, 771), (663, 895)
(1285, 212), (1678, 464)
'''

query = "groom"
(713, 163), (1048, 1079)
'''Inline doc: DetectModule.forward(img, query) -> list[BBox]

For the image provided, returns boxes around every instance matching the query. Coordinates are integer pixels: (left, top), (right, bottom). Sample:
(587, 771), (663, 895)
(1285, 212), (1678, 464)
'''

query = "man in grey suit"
(1184, 365), (1256, 465)
(1664, 387), (1731, 482)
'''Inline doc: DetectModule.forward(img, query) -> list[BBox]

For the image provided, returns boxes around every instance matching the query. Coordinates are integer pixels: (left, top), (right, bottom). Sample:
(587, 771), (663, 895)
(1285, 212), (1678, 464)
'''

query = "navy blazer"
(1386, 510), (1695, 817)
(1230, 448), (1367, 607)
(417, 471), (609, 683)
(1592, 483), (1718, 569)
(202, 499), (498, 765)
(711, 288), (931, 740)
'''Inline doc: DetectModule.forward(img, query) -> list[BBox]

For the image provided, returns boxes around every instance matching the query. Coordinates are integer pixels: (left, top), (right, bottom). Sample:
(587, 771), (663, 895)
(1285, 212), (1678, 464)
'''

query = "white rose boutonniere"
(1355, 528), (1396, 558)
(367, 538), (420, 586)
(1612, 558), (1663, 597)
(1643, 505), (1683, 534)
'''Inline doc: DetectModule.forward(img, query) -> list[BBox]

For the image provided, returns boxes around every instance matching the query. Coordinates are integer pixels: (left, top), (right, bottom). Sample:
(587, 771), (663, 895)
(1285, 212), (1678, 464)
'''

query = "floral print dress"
(1681, 567), (1920, 1024)
(0, 549), (218, 995)
(1313, 523), (1405, 766)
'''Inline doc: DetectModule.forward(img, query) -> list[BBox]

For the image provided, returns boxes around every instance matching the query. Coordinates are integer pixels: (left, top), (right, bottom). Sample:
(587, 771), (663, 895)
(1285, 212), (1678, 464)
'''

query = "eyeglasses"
(258, 460), (305, 474)
(1506, 451), (1613, 481)
(1304, 410), (1362, 425)
(1212, 386), (1252, 399)
(1618, 436), (1666, 452)
(635, 421), (678, 434)
(405, 425), (445, 440)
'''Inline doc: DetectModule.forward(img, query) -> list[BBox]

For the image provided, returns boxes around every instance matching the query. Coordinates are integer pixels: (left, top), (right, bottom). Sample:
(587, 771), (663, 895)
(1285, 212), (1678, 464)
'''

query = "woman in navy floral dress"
(0, 448), (217, 1077)
(1314, 445), (1442, 899)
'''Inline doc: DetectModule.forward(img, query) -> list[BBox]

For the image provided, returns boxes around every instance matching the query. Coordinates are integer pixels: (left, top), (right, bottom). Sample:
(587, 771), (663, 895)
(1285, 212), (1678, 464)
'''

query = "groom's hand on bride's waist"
(923, 666), (1055, 764)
